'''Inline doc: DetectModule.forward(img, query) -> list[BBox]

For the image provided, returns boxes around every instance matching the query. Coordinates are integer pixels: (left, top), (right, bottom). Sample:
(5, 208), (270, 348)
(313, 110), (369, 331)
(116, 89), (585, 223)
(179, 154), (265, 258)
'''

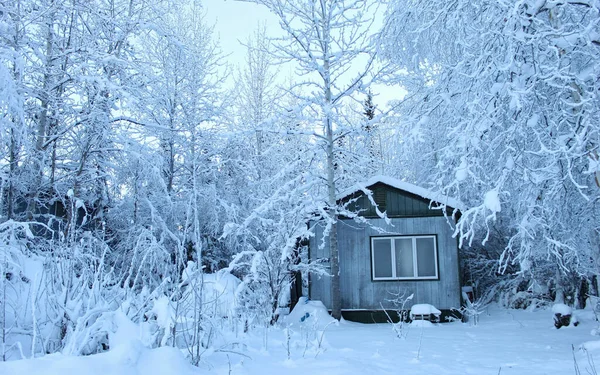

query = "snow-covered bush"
(0, 221), (37, 360)
(281, 297), (337, 358)
(382, 0), (600, 314)
(223, 177), (315, 329)
(382, 291), (414, 339)
(460, 286), (496, 325)
(459, 238), (564, 311)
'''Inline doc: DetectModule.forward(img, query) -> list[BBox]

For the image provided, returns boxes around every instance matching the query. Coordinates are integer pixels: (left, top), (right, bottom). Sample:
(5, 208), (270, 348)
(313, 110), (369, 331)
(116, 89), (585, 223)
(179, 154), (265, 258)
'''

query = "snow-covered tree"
(0, 0), (27, 221)
(233, 25), (280, 162)
(381, 0), (600, 303)
(240, 0), (381, 320)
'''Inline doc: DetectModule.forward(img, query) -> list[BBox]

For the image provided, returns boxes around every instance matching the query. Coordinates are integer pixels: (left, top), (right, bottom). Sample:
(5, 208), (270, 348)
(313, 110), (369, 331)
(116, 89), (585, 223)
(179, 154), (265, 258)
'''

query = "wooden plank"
(352, 227), (361, 309)
(386, 190), (395, 217)
(406, 195), (415, 216)
(397, 193), (407, 216)
(360, 222), (372, 309)
(338, 221), (349, 309)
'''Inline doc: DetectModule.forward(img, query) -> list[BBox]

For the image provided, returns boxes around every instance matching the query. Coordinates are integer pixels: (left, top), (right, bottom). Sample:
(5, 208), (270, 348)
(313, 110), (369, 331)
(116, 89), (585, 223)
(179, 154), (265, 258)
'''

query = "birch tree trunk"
(238, 0), (379, 320)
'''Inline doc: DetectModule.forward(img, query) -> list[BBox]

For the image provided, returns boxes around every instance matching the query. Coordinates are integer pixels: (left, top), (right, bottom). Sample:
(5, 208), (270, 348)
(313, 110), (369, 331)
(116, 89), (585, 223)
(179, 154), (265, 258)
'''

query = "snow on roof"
(337, 175), (464, 211)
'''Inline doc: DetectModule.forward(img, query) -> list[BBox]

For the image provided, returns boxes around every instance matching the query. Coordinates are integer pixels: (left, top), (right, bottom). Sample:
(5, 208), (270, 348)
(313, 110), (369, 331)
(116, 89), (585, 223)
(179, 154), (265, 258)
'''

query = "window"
(371, 235), (438, 280)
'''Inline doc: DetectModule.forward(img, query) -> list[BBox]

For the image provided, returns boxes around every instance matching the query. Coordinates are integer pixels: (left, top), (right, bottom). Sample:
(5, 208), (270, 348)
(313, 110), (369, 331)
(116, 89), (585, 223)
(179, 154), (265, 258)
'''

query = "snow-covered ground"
(2, 305), (599, 375)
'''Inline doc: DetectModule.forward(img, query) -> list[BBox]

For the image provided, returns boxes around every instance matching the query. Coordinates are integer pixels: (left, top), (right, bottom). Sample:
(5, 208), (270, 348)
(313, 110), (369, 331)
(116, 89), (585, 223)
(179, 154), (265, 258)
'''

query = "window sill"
(372, 277), (439, 282)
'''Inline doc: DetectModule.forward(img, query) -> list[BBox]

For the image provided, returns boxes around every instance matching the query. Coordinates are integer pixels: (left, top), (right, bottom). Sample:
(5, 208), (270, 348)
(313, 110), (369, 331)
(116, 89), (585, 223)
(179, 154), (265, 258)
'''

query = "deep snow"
(2, 305), (600, 375)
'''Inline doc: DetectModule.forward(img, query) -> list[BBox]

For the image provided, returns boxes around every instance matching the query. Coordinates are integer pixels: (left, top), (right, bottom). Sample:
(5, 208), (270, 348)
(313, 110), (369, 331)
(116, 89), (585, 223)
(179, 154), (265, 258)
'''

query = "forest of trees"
(1, 0), (599, 363)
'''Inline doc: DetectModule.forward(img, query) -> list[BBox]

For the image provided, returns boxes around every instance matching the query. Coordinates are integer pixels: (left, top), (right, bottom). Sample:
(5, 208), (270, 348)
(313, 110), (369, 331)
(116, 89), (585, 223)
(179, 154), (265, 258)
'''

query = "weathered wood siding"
(309, 216), (461, 310)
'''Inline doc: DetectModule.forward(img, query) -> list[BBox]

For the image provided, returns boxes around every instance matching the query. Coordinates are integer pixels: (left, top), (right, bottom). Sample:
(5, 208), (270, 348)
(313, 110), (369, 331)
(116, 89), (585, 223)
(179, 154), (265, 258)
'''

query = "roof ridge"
(337, 175), (464, 211)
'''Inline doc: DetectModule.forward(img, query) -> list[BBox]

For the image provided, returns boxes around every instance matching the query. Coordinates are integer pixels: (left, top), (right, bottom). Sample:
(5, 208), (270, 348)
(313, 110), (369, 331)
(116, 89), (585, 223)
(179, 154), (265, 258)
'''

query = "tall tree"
(362, 90), (380, 174)
(234, 25), (279, 161)
(238, 0), (379, 319)
(0, 0), (27, 220)
(381, 0), (600, 301)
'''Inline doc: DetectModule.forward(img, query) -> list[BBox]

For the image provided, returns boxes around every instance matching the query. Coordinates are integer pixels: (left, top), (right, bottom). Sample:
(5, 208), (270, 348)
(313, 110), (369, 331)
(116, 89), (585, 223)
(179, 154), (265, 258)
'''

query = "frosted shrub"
(0, 221), (35, 360)
(229, 248), (297, 329)
(382, 291), (414, 339)
(55, 237), (119, 355)
(460, 288), (495, 326)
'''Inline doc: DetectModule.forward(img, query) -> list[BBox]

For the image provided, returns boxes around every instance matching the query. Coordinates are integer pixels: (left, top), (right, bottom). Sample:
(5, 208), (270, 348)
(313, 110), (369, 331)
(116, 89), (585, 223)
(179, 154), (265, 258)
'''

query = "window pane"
(394, 238), (414, 278)
(416, 238), (437, 277)
(373, 239), (392, 278)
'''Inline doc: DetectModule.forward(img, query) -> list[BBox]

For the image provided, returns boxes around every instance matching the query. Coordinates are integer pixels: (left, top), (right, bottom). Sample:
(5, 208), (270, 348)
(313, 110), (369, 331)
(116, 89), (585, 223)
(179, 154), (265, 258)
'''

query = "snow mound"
(411, 319), (435, 328)
(284, 297), (337, 329)
(484, 190), (501, 213)
(552, 303), (572, 316)
(182, 263), (240, 318)
(0, 343), (202, 375)
(137, 346), (199, 375)
(108, 310), (143, 350)
(151, 295), (175, 333)
(581, 340), (600, 352)
(202, 270), (241, 317)
(455, 158), (468, 181)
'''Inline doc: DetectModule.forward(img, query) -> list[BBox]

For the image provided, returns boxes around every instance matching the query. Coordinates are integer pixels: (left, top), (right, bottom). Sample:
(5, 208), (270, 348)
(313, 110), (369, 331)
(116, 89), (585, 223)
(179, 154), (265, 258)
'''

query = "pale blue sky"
(204, 1), (278, 69)
(203, 0), (403, 107)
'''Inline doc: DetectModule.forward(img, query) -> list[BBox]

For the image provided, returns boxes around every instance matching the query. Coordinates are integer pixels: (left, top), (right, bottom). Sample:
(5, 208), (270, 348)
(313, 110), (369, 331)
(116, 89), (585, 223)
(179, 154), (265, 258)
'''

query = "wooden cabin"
(308, 176), (463, 322)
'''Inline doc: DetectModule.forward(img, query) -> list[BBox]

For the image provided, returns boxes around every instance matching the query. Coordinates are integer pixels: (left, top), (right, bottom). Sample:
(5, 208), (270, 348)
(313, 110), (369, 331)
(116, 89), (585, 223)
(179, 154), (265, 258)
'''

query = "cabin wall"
(309, 216), (461, 311)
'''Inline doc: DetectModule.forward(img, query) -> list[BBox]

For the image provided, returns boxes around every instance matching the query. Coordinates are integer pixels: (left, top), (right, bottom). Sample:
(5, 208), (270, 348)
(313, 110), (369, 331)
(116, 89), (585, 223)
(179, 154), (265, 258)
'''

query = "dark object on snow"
(300, 312), (310, 322)
(411, 312), (440, 323)
(554, 313), (579, 329)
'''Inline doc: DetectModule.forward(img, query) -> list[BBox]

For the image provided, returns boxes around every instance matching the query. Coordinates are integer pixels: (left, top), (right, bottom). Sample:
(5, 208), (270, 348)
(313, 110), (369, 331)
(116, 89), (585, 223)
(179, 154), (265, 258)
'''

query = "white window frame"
(371, 235), (439, 281)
